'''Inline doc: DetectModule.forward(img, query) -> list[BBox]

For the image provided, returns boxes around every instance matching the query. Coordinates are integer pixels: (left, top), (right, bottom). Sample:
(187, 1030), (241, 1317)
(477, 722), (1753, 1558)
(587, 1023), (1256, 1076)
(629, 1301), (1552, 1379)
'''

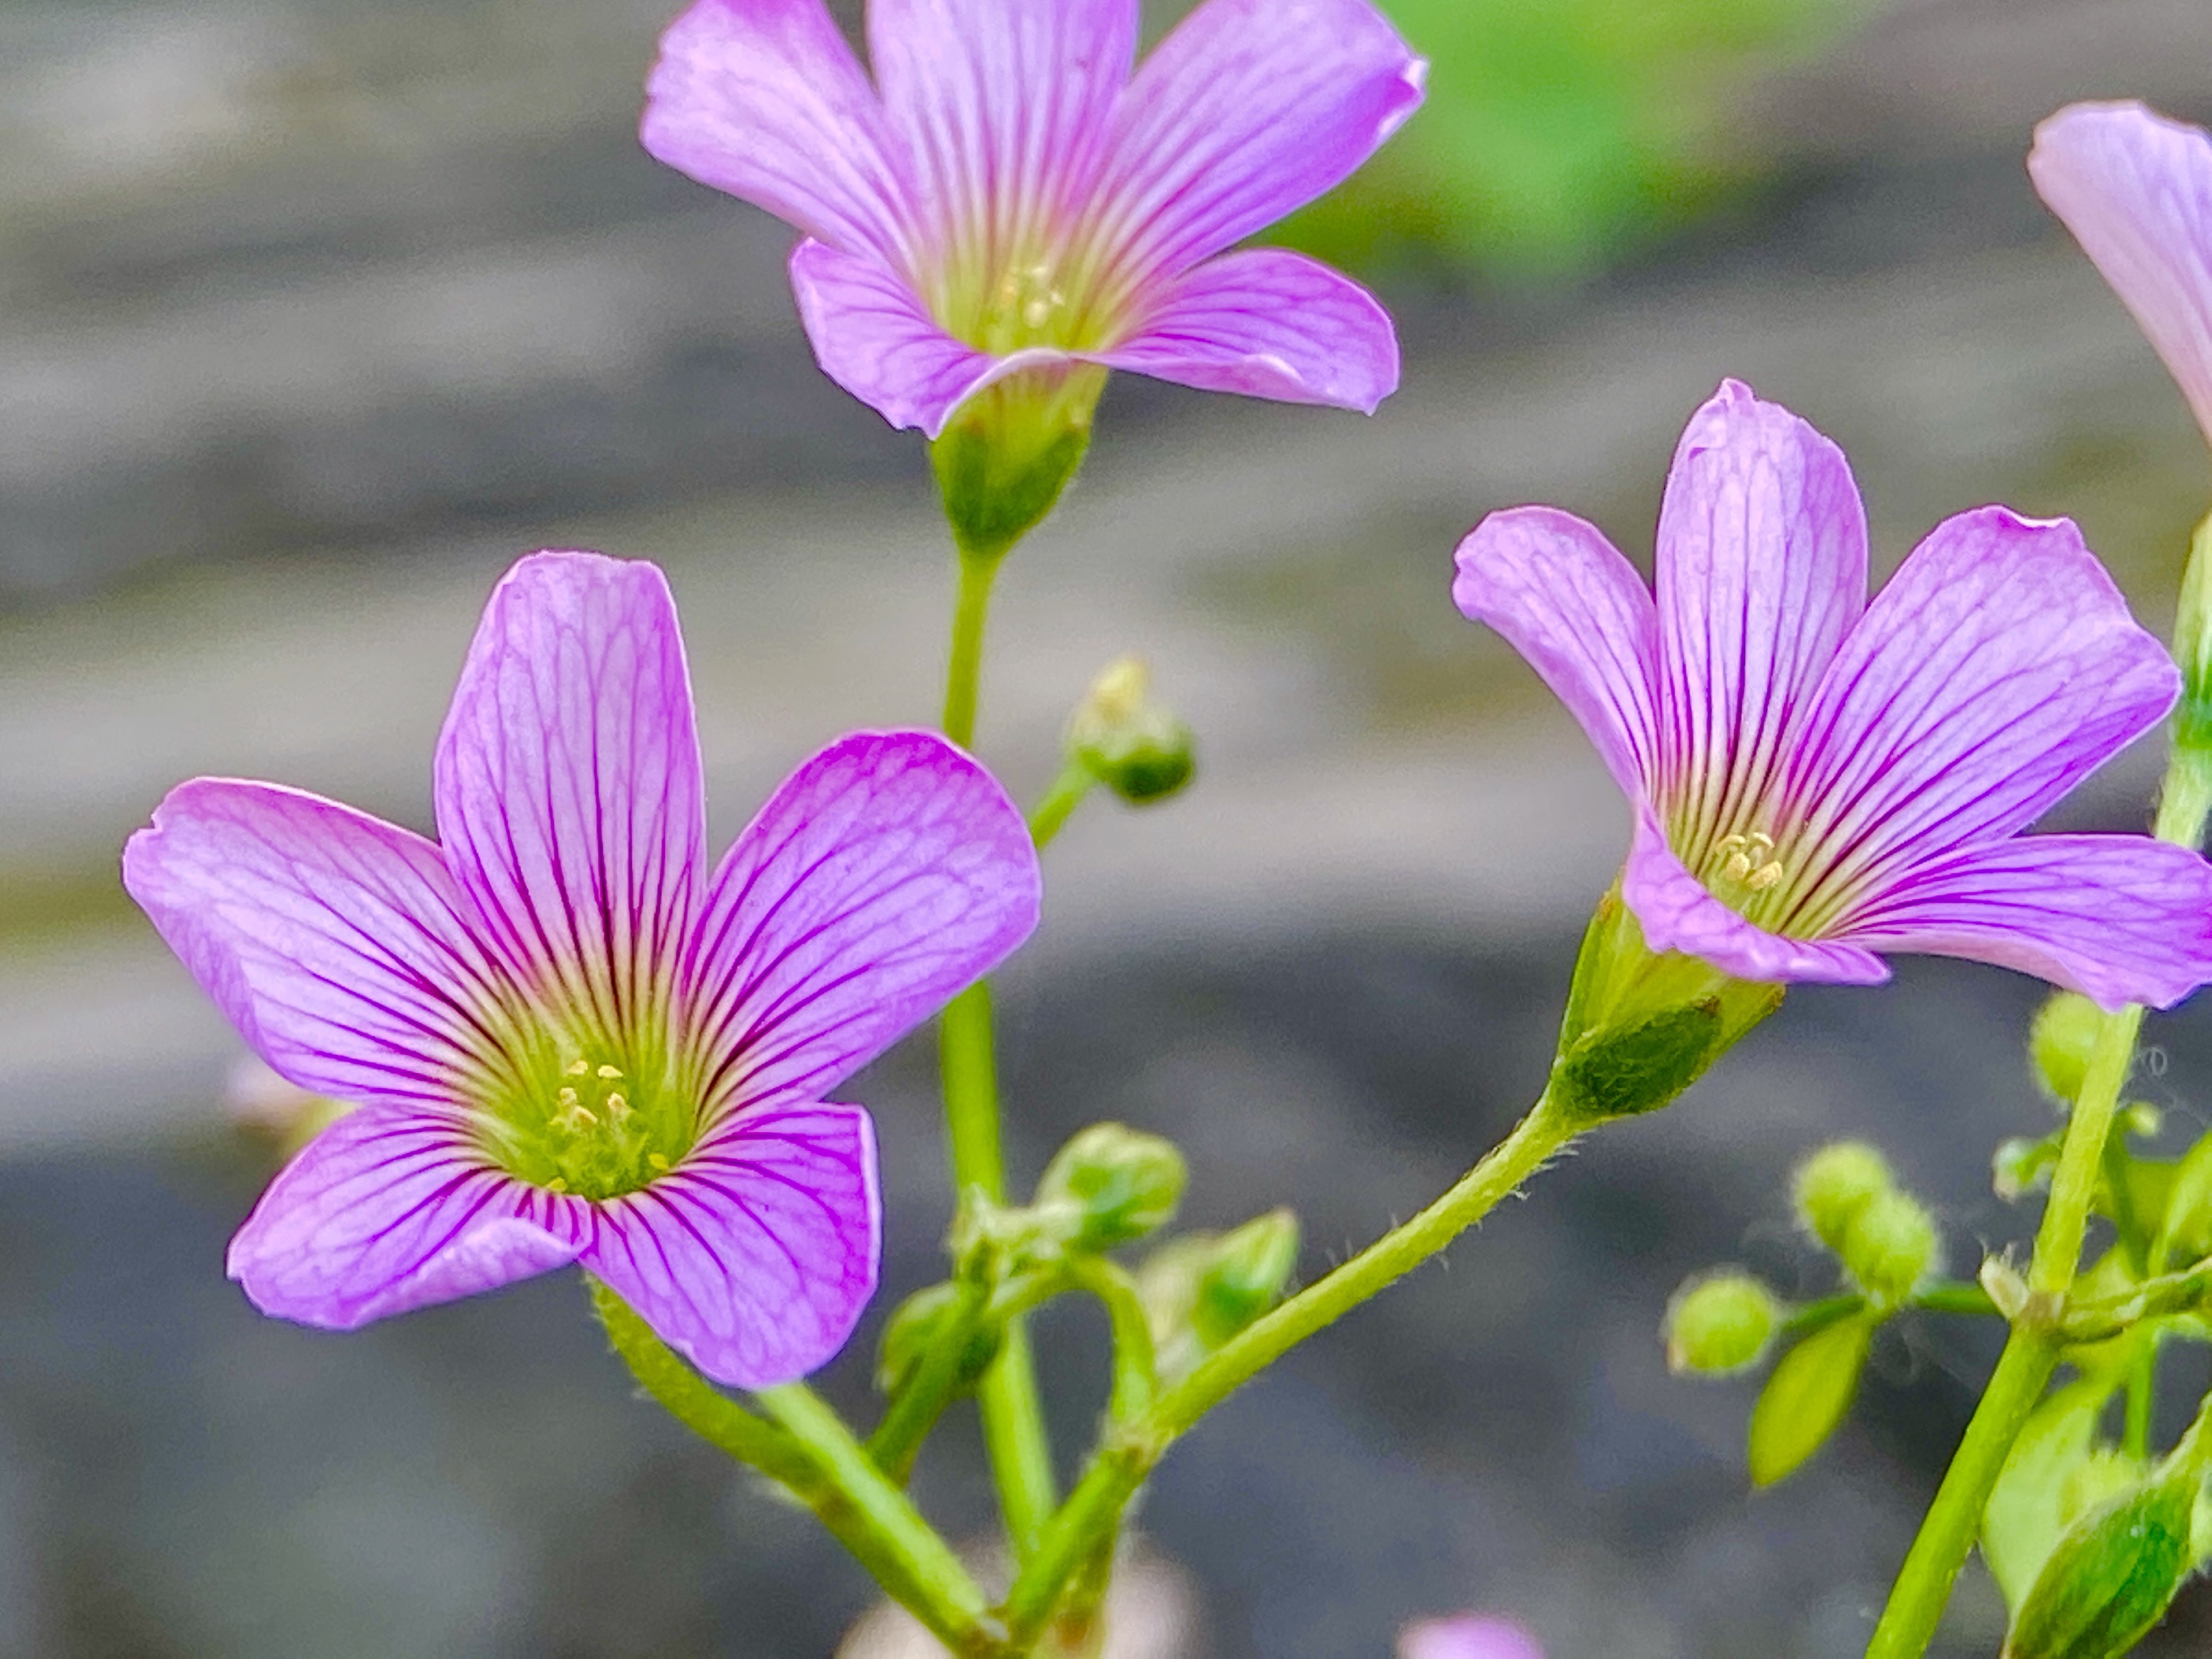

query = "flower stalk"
(1866, 628), (2212, 1658)
(593, 1282), (1005, 1655)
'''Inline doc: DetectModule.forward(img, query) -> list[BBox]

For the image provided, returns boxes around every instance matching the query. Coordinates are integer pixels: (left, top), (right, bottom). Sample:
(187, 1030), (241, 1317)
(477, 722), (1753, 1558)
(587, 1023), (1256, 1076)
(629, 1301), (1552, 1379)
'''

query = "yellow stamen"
(565, 1058), (590, 1077)
(596, 1065), (624, 1081)
(647, 1153), (670, 1172)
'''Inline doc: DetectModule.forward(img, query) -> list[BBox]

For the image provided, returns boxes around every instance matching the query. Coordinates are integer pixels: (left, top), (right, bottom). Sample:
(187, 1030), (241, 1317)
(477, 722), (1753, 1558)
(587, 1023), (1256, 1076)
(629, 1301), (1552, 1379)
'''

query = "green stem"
(1000, 1094), (1575, 1643)
(936, 545), (1060, 1562)
(2124, 1335), (2157, 1462)
(869, 1279), (994, 1484)
(592, 1283), (1002, 1655)
(1867, 713), (2212, 1657)
(1028, 763), (1097, 851)
(942, 550), (1002, 749)
(1063, 1255), (1157, 1422)
(1780, 1282), (1998, 1343)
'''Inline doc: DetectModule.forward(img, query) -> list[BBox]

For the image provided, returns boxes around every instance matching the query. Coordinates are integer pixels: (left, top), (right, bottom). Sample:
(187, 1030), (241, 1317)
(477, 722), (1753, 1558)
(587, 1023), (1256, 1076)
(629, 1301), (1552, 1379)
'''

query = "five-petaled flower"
(640, 0), (1426, 436)
(2031, 101), (2212, 451)
(1455, 379), (2212, 1010)
(124, 551), (1041, 1387)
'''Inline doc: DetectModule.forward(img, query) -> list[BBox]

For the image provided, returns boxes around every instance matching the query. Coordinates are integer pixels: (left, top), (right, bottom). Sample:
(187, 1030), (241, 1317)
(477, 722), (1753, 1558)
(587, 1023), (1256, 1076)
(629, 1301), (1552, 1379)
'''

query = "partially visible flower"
(125, 551), (1040, 1388)
(1455, 379), (2212, 1011)
(640, 0), (1425, 439)
(1397, 1614), (1545, 1659)
(2030, 102), (2212, 449)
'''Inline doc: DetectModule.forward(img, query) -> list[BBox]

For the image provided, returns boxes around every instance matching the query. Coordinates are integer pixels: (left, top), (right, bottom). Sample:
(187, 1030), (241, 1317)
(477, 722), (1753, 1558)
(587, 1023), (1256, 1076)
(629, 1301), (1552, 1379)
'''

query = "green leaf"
(1747, 1312), (1876, 1487)
(2156, 1129), (2212, 1270)
(1984, 1376), (2128, 1612)
(2005, 1472), (2198, 1659)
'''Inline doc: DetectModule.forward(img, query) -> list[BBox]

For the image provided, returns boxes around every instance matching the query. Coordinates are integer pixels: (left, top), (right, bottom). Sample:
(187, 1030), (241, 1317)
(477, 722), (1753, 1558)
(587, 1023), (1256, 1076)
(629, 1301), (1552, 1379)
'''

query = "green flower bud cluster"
(1793, 1141), (1942, 1306)
(1665, 1137), (1968, 1491)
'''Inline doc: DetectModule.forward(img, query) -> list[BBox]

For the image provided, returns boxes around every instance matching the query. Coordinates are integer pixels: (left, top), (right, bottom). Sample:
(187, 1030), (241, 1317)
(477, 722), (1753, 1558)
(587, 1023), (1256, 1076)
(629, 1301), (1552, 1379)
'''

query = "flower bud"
(1137, 1210), (1300, 1379)
(1840, 1186), (1942, 1306)
(2030, 992), (2105, 1106)
(1792, 1141), (1893, 1254)
(1064, 657), (1195, 805)
(1664, 1270), (1781, 1376)
(1191, 1208), (1300, 1347)
(1035, 1123), (1188, 1252)
(874, 1282), (1000, 1399)
(2003, 1469), (2199, 1659)
(2171, 508), (2212, 757)
(1995, 1134), (2059, 1203)
(930, 366), (1106, 561)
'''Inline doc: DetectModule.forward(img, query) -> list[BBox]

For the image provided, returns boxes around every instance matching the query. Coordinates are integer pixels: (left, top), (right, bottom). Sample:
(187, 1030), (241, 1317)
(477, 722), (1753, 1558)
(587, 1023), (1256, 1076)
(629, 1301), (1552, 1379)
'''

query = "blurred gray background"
(8, 0), (2212, 1653)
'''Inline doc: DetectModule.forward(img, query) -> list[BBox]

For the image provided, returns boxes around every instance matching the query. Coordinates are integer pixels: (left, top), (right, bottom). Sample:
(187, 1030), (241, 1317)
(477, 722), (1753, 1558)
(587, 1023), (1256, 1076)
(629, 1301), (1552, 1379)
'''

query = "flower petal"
(641, 0), (914, 268)
(1089, 0), (1425, 285)
(1098, 248), (1399, 412)
(1836, 835), (2212, 1012)
(1778, 508), (2177, 922)
(1452, 505), (1660, 799)
(584, 1101), (879, 1388)
(1654, 381), (1869, 849)
(867, 0), (1136, 263)
(435, 551), (708, 1040)
(2031, 102), (2212, 447)
(228, 1106), (587, 1329)
(681, 730), (1041, 1116)
(1623, 804), (1888, 985)
(124, 780), (513, 1111)
(790, 237), (1067, 434)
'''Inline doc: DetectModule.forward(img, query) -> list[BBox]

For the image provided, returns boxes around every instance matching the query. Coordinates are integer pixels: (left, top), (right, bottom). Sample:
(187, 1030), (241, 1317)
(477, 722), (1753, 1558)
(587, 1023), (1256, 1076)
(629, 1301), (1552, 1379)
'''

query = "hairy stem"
(999, 1094), (1575, 1642)
(937, 546), (1060, 1561)
(1866, 733), (2212, 1657)
(591, 1283), (1002, 1654)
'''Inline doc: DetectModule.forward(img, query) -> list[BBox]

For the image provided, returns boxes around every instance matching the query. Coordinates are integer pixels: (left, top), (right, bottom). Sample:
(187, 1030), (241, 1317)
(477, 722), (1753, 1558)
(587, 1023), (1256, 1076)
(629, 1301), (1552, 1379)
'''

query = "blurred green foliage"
(1279, 0), (1875, 280)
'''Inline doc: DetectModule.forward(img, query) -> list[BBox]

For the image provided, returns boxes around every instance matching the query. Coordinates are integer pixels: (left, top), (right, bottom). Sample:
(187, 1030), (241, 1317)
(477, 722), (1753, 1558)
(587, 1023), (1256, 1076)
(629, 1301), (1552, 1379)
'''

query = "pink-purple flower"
(124, 551), (1040, 1387)
(639, 0), (1426, 435)
(1455, 379), (2212, 1011)
(2031, 101), (2212, 449)
(1397, 1614), (1545, 1659)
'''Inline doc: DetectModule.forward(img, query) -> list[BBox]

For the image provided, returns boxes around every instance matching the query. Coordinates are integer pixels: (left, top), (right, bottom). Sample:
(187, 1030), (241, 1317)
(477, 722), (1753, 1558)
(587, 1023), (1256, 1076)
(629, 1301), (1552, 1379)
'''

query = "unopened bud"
(1995, 1135), (2059, 1203)
(1841, 1187), (1942, 1306)
(2003, 1470), (2199, 1659)
(1035, 1123), (1187, 1252)
(2031, 992), (2105, 1106)
(2171, 508), (2212, 756)
(1792, 1141), (1893, 1254)
(1064, 657), (1195, 804)
(875, 1282), (1000, 1399)
(1137, 1210), (1301, 1379)
(1192, 1209), (1300, 1347)
(1664, 1270), (1781, 1376)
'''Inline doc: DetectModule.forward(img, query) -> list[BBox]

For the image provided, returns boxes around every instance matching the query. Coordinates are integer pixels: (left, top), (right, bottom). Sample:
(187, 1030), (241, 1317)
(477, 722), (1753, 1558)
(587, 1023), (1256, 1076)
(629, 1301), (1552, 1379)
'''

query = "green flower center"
(479, 1037), (698, 1202)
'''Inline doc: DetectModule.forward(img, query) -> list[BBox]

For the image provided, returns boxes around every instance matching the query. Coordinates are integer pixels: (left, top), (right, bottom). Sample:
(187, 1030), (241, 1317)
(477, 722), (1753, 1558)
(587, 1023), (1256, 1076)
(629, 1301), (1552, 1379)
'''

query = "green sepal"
(2169, 508), (2212, 756)
(929, 366), (1106, 563)
(1747, 1311), (1876, 1487)
(2003, 1468), (2200, 1659)
(1548, 888), (1782, 1127)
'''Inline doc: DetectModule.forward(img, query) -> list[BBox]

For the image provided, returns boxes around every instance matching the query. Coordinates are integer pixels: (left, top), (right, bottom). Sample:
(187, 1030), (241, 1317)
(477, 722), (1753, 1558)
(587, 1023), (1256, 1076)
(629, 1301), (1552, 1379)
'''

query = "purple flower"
(2031, 101), (2212, 448)
(639, 0), (1426, 435)
(1454, 379), (2212, 1011)
(1397, 1614), (1545, 1659)
(124, 551), (1040, 1387)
